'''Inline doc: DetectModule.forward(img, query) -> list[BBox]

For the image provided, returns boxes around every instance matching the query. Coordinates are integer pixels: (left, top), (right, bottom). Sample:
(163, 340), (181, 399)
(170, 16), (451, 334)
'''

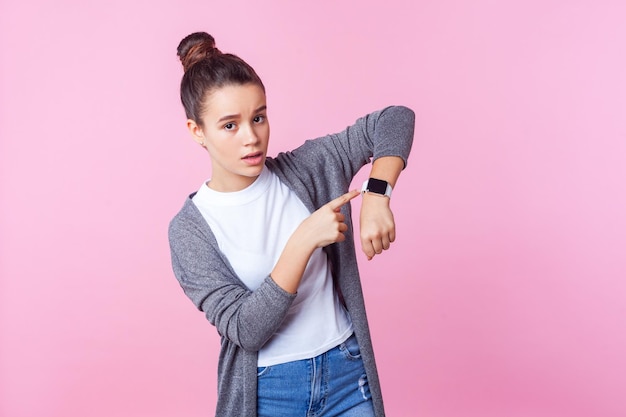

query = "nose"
(243, 124), (259, 145)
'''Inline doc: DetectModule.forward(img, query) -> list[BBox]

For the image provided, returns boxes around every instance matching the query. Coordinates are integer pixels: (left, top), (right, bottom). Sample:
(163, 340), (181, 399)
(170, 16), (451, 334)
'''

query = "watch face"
(368, 178), (388, 194)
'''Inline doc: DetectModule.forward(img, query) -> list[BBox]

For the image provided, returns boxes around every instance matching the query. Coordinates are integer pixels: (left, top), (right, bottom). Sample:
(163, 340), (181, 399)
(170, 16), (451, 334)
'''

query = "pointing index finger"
(328, 189), (360, 210)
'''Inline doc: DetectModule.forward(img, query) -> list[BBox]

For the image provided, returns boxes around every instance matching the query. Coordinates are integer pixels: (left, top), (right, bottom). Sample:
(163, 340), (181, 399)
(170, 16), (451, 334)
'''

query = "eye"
(253, 115), (266, 124)
(224, 122), (236, 131)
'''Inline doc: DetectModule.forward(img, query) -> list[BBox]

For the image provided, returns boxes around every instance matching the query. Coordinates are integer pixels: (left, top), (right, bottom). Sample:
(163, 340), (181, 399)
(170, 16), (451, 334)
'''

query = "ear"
(187, 119), (206, 147)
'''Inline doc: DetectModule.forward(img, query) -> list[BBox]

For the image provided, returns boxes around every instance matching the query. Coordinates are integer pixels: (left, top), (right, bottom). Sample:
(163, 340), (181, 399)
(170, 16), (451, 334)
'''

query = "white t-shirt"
(192, 166), (353, 366)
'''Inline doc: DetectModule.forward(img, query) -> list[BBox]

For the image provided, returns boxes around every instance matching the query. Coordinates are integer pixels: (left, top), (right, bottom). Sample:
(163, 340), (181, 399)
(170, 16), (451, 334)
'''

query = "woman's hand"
(360, 192), (396, 260)
(298, 190), (361, 249)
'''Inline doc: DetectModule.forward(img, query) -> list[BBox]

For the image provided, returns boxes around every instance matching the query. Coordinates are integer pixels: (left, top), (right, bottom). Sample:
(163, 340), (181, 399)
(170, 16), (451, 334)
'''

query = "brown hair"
(177, 32), (265, 126)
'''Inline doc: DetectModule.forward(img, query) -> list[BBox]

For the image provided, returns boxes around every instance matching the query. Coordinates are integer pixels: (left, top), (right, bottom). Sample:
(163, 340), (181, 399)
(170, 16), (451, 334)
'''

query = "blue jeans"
(257, 333), (375, 417)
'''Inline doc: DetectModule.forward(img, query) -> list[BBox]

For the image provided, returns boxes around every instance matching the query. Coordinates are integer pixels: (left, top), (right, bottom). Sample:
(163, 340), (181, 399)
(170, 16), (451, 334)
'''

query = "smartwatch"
(361, 178), (392, 198)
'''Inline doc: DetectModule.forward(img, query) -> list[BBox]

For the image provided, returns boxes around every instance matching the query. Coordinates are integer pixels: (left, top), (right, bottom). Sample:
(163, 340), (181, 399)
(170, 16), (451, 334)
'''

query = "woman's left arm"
(270, 105), (415, 258)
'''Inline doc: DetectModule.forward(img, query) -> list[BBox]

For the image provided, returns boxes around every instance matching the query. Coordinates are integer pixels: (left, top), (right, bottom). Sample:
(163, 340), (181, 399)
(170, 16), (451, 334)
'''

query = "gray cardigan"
(168, 105), (415, 417)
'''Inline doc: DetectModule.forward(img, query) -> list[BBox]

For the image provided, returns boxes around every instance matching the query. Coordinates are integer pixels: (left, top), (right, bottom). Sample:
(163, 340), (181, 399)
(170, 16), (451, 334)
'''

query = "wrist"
(361, 191), (391, 207)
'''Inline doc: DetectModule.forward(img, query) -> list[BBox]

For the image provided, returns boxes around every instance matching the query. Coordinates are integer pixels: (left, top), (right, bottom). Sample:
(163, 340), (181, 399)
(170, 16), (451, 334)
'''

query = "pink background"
(1, 1), (625, 416)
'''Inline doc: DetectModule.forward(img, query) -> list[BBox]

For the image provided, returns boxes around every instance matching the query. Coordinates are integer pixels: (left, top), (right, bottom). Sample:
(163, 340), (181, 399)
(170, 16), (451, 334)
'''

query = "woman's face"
(193, 83), (269, 192)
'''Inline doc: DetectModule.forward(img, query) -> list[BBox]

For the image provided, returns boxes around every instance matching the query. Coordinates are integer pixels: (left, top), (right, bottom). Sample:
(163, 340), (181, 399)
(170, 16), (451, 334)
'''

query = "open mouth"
(242, 151), (264, 165)
(242, 151), (263, 160)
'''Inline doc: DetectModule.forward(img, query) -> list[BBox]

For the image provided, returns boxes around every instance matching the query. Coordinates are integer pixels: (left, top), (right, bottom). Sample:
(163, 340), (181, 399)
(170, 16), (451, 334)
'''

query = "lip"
(241, 151), (264, 166)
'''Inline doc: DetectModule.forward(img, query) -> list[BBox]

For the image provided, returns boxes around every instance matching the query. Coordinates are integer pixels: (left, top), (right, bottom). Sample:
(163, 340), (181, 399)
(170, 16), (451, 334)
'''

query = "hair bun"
(177, 32), (220, 72)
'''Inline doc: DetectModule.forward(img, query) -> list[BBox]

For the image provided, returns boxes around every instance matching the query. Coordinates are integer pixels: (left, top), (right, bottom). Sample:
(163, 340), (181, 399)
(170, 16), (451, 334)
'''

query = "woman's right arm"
(168, 190), (358, 351)
(169, 191), (359, 350)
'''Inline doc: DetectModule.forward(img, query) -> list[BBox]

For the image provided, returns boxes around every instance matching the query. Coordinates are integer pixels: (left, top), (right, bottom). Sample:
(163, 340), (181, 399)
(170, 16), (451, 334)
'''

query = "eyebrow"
(216, 105), (267, 123)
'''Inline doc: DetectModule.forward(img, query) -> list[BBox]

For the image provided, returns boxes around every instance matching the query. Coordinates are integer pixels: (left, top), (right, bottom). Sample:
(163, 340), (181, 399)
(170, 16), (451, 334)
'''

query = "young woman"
(168, 32), (415, 417)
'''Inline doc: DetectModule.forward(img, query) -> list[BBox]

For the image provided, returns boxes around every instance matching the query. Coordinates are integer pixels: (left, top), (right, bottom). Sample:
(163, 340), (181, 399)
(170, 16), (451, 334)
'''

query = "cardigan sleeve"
(351, 105), (415, 169)
(168, 201), (297, 352)
(272, 106), (415, 200)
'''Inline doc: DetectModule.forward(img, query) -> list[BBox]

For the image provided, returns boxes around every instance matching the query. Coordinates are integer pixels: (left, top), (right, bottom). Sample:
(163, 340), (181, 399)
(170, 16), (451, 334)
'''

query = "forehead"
(204, 83), (266, 117)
